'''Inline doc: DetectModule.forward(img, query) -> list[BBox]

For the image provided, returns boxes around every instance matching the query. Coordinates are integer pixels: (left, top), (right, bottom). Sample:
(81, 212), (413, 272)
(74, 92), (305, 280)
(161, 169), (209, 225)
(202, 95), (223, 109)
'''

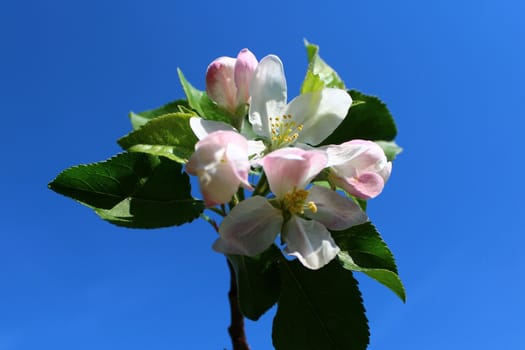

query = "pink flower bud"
(186, 130), (252, 207)
(327, 140), (392, 199)
(206, 49), (257, 115)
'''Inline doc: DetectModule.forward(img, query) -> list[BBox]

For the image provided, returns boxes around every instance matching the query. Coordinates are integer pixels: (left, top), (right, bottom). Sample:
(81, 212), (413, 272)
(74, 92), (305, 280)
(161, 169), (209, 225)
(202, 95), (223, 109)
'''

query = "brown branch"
(227, 258), (250, 350)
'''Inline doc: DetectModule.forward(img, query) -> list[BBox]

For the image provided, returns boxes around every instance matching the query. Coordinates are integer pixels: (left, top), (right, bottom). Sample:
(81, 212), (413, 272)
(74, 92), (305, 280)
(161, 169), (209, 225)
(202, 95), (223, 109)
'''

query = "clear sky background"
(1, 0), (524, 349)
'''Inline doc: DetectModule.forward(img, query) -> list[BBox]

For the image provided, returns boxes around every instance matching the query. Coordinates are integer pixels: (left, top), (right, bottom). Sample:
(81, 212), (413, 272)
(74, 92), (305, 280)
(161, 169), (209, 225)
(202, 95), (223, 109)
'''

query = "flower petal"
(305, 185), (368, 230)
(286, 88), (352, 145)
(260, 148), (327, 198)
(325, 141), (369, 168)
(234, 48), (258, 106)
(214, 196), (283, 256)
(247, 140), (266, 160)
(283, 216), (340, 270)
(186, 130), (251, 206)
(248, 55), (287, 138)
(190, 117), (236, 140)
(206, 56), (237, 113)
(327, 140), (392, 199)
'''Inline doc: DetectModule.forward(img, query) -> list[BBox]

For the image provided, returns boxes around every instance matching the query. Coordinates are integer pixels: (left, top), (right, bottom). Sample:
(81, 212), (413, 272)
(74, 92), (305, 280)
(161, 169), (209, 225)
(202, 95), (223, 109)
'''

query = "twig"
(226, 259), (250, 350)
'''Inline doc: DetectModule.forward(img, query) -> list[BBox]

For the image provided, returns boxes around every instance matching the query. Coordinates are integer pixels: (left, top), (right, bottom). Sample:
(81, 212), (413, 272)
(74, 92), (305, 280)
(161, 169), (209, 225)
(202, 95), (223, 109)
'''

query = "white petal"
(247, 140), (266, 158)
(190, 117), (236, 140)
(248, 55), (287, 138)
(214, 196), (283, 256)
(305, 185), (368, 230)
(325, 142), (369, 168)
(286, 88), (352, 145)
(283, 216), (340, 270)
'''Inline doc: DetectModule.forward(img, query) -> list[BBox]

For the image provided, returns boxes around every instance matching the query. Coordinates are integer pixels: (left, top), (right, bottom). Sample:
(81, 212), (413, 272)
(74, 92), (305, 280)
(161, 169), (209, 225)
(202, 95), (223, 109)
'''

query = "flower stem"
(252, 172), (269, 197)
(227, 258), (250, 350)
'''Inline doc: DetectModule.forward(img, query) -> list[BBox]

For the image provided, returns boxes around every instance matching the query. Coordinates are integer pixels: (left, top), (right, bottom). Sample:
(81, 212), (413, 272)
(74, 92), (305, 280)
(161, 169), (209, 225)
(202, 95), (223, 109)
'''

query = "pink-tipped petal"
(305, 185), (368, 230)
(214, 196), (283, 256)
(206, 56), (237, 113)
(234, 48), (258, 106)
(283, 216), (340, 270)
(260, 147), (327, 198)
(328, 140), (391, 199)
(346, 172), (385, 199)
(186, 130), (251, 207)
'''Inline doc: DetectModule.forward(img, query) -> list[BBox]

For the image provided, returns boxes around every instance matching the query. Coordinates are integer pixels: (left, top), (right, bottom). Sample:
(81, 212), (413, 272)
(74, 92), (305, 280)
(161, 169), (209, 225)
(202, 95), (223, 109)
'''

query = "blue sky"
(1, 0), (524, 349)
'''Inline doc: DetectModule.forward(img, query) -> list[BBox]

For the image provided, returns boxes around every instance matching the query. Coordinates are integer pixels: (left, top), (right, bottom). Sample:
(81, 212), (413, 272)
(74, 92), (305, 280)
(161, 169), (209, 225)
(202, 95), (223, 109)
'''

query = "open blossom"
(213, 147), (368, 270)
(206, 48), (258, 115)
(249, 55), (352, 149)
(327, 140), (392, 199)
(186, 130), (252, 207)
(191, 54), (352, 154)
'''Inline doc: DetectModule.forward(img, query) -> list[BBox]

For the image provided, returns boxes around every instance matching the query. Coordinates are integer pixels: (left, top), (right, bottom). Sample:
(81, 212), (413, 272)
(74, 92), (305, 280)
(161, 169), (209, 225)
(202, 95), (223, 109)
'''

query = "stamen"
(268, 114), (304, 148)
(282, 189), (317, 216)
(307, 201), (317, 213)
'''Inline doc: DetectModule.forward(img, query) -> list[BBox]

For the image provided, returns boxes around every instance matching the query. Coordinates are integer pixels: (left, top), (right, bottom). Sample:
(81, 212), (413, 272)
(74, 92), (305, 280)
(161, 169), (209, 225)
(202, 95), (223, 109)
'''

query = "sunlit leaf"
(48, 153), (203, 228)
(118, 112), (198, 163)
(332, 222), (406, 301)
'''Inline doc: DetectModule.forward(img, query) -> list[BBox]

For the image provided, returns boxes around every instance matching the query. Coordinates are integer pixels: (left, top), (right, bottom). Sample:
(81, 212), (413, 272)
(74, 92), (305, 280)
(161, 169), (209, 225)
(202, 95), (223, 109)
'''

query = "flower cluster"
(186, 49), (392, 270)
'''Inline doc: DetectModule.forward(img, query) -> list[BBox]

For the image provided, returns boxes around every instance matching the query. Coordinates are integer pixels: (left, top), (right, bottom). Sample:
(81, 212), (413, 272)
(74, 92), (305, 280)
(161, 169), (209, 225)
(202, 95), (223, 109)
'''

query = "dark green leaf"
(273, 260), (369, 350)
(177, 68), (233, 123)
(332, 222), (406, 302)
(301, 40), (346, 94)
(375, 140), (403, 161)
(118, 113), (198, 163)
(130, 99), (191, 130)
(48, 153), (204, 228)
(320, 90), (397, 146)
(228, 245), (282, 321)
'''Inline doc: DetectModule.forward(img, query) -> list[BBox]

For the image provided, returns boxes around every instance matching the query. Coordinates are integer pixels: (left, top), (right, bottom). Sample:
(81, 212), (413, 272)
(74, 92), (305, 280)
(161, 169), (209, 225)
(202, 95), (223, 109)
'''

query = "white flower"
(190, 54), (352, 153)
(248, 55), (352, 149)
(213, 147), (368, 270)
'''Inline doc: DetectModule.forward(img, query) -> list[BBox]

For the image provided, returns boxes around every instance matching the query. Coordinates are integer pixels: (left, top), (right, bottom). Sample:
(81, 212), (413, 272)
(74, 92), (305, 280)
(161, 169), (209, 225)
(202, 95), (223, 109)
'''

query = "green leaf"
(228, 245), (282, 321)
(320, 90), (397, 146)
(301, 40), (345, 94)
(130, 99), (191, 130)
(273, 260), (369, 350)
(177, 68), (233, 123)
(375, 140), (403, 161)
(48, 153), (204, 228)
(332, 222), (406, 302)
(118, 112), (198, 163)
(300, 71), (325, 94)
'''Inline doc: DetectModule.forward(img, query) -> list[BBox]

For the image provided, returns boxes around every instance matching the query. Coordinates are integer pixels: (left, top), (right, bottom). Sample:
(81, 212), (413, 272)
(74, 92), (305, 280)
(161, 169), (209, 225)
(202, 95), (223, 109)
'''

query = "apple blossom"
(249, 55), (352, 149)
(213, 147), (368, 270)
(326, 139), (392, 199)
(206, 48), (258, 117)
(186, 130), (252, 207)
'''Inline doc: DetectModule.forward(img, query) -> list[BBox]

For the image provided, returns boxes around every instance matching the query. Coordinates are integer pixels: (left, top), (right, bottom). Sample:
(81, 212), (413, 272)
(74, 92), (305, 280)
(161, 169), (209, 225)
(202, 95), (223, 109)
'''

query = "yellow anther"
(307, 201), (318, 213)
(282, 189), (318, 216)
(268, 114), (304, 148)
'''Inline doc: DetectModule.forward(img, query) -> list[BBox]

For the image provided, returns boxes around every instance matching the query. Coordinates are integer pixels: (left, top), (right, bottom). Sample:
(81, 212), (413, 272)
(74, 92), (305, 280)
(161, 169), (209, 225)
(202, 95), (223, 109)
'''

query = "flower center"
(282, 188), (317, 216)
(269, 114), (304, 148)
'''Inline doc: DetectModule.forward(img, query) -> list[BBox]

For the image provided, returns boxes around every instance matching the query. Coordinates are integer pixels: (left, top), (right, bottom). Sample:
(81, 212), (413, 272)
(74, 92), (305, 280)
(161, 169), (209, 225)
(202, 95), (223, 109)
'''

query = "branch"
(227, 258), (250, 350)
